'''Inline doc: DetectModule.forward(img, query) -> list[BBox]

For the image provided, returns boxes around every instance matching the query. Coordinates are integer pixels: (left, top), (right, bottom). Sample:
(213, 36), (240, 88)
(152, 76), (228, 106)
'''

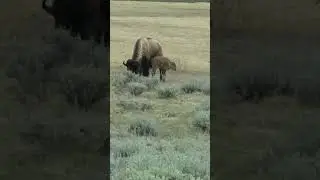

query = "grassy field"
(110, 1), (210, 179)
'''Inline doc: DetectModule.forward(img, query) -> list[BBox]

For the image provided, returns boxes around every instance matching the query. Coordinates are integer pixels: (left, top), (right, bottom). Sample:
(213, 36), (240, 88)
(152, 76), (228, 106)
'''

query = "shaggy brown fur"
(150, 56), (177, 82)
(131, 37), (163, 77)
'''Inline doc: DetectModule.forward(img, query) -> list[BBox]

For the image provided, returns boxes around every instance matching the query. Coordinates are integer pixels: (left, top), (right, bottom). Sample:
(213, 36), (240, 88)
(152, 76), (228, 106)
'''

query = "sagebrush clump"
(128, 119), (158, 137)
(117, 99), (153, 111)
(59, 66), (108, 111)
(143, 77), (160, 90)
(181, 79), (210, 96)
(6, 31), (108, 111)
(110, 137), (210, 180)
(181, 80), (203, 93)
(6, 32), (108, 111)
(127, 82), (147, 96)
(192, 110), (210, 133)
(112, 71), (142, 89)
(157, 86), (179, 98)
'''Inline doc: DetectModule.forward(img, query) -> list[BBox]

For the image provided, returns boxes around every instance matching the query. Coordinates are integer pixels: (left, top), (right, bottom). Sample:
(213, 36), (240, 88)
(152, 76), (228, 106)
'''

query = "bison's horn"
(123, 61), (127, 66)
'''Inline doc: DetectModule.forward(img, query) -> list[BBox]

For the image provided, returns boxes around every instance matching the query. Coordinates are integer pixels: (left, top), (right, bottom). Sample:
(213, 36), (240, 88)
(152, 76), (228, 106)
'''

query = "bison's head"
(123, 59), (140, 74)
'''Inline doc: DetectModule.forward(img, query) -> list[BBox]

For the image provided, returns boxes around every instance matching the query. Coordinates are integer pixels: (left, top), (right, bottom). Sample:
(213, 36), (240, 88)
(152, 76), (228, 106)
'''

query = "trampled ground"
(110, 1), (210, 179)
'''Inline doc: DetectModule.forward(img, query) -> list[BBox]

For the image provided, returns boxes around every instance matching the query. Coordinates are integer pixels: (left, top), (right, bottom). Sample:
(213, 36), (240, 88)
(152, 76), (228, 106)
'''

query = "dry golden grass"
(110, 0), (210, 73)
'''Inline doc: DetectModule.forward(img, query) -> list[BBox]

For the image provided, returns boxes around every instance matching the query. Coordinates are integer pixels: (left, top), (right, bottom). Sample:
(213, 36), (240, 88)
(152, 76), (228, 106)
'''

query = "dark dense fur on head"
(123, 59), (140, 74)
(150, 56), (177, 82)
(42, 0), (109, 47)
(131, 37), (163, 77)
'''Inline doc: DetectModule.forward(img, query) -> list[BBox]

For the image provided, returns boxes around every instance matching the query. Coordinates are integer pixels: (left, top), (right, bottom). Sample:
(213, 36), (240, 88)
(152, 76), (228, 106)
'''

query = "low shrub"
(127, 82), (147, 96)
(128, 119), (158, 137)
(59, 66), (108, 111)
(117, 99), (153, 111)
(192, 110), (210, 133)
(157, 86), (178, 99)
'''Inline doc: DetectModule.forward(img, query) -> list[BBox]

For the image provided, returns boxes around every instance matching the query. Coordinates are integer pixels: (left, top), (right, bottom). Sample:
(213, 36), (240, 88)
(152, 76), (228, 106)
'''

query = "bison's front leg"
(160, 69), (166, 82)
(151, 67), (156, 77)
(162, 70), (166, 82)
(140, 58), (150, 77)
(138, 64), (143, 76)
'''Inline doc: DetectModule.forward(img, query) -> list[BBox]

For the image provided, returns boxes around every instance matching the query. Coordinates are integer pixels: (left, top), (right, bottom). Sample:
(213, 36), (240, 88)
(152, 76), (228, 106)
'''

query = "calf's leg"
(151, 66), (157, 77)
(160, 69), (166, 82)
(162, 70), (166, 82)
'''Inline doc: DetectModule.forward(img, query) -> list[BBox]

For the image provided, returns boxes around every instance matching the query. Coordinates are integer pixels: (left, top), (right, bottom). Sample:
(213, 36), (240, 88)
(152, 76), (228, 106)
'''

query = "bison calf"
(123, 59), (140, 74)
(150, 56), (176, 82)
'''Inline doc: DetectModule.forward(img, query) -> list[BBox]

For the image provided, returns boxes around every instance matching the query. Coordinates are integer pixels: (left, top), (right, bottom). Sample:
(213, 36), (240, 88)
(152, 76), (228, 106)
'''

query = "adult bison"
(127, 37), (163, 77)
(42, 0), (109, 47)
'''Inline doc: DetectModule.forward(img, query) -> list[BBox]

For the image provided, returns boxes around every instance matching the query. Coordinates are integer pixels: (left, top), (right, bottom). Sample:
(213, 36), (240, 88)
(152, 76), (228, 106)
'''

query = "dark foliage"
(6, 31), (108, 111)
(59, 65), (108, 111)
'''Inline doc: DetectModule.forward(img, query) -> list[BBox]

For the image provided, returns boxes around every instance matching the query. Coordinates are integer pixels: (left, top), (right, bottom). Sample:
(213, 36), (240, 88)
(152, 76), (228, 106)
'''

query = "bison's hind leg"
(138, 65), (143, 76)
(142, 69), (150, 77)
